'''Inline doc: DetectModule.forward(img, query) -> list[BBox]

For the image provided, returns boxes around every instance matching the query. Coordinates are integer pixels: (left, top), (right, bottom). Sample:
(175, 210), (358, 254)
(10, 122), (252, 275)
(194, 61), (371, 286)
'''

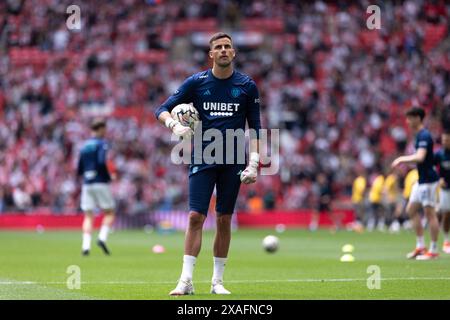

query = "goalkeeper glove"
(240, 152), (259, 184)
(165, 118), (193, 138)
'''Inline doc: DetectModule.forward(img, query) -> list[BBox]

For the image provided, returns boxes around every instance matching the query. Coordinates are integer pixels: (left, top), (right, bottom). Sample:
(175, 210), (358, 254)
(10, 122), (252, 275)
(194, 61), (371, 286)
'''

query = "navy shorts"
(189, 164), (245, 216)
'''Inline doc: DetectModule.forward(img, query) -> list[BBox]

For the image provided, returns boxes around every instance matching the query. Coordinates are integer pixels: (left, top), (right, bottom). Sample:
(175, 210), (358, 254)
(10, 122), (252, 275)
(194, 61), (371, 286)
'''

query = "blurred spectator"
(0, 0), (448, 214)
(12, 182), (32, 212)
(246, 191), (264, 213)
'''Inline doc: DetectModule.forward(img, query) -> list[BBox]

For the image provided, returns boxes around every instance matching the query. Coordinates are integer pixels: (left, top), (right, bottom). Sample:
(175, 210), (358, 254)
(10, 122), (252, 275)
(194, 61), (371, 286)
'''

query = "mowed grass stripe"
(0, 229), (449, 299)
(0, 278), (96, 300)
(2, 277), (450, 285)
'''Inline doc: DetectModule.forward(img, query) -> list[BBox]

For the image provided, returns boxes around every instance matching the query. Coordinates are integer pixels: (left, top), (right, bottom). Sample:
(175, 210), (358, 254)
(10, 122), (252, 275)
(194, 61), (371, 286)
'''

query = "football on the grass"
(171, 103), (200, 131)
(262, 235), (279, 253)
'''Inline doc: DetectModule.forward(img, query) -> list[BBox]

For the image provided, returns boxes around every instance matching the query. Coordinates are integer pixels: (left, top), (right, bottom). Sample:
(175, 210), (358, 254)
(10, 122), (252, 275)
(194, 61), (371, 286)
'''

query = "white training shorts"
(81, 183), (115, 212)
(408, 181), (438, 208)
(439, 188), (450, 212)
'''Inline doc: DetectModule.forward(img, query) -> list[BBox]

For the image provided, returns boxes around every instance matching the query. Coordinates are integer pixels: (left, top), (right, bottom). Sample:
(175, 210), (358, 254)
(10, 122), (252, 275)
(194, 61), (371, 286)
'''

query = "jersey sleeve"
(246, 81), (262, 139)
(416, 132), (430, 150)
(154, 75), (196, 119)
(97, 142), (108, 165)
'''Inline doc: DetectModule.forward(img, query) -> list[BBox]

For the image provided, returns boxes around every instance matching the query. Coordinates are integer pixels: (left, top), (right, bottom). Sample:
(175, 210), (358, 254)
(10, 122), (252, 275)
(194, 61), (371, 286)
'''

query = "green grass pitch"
(0, 228), (449, 300)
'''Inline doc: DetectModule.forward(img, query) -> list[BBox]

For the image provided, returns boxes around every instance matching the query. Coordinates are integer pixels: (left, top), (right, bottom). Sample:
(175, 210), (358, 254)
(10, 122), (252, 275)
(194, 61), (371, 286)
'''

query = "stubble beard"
(216, 58), (232, 68)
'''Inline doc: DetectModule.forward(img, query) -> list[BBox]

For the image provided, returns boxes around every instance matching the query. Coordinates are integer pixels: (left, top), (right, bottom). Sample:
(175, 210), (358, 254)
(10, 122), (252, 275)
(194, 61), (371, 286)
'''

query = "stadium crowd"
(0, 0), (449, 215)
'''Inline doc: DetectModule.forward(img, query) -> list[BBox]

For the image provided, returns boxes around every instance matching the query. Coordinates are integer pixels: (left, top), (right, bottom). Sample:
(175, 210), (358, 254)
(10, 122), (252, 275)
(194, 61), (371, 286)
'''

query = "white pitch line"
(1, 277), (450, 285)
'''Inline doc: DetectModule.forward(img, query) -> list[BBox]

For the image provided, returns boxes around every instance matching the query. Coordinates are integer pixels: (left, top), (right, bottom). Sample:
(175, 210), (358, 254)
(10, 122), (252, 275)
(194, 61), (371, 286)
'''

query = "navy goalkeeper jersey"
(155, 69), (261, 171)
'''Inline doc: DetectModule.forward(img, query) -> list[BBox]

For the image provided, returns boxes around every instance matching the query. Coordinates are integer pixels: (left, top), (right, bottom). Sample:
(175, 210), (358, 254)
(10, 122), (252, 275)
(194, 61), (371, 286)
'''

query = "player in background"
(384, 171), (400, 232)
(434, 129), (450, 253)
(310, 173), (339, 232)
(392, 107), (440, 260)
(367, 171), (385, 232)
(77, 119), (116, 256)
(390, 168), (418, 232)
(154, 32), (261, 295)
(350, 167), (367, 232)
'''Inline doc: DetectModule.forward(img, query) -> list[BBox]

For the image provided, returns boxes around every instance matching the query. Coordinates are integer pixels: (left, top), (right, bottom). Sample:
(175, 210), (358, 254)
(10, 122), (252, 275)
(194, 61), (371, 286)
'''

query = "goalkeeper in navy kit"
(155, 32), (261, 295)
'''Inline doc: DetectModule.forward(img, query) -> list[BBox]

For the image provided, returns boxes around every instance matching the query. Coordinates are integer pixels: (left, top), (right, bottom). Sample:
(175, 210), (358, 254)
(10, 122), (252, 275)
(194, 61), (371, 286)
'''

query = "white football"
(262, 235), (279, 253)
(171, 103), (200, 131)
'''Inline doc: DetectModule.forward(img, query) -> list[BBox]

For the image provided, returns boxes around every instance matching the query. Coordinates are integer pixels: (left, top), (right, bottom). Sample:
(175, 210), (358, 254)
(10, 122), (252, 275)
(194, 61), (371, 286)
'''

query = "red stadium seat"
(173, 19), (218, 36)
(136, 50), (168, 63)
(241, 18), (284, 33)
(423, 23), (447, 52)
(359, 30), (381, 49)
(9, 47), (50, 66)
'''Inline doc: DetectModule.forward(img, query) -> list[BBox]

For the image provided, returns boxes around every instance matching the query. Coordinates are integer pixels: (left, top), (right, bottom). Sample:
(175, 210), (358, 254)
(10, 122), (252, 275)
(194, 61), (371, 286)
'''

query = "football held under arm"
(155, 76), (195, 137)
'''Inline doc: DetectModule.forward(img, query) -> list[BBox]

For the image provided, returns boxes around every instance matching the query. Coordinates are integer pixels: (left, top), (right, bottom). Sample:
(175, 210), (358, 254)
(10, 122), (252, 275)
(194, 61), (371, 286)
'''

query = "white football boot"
(169, 279), (194, 296)
(210, 279), (231, 295)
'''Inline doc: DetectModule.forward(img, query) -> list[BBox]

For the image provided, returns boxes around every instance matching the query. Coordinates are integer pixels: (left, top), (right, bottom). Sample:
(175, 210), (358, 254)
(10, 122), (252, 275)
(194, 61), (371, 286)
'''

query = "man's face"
(94, 126), (106, 138)
(318, 174), (327, 184)
(406, 116), (421, 130)
(442, 133), (450, 149)
(209, 37), (235, 68)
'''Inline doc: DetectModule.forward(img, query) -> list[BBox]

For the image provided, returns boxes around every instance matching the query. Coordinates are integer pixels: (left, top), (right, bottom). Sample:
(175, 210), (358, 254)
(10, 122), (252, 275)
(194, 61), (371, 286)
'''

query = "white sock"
(444, 233), (449, 242)
(180, 255), (196, 281)
(98, 225), (109, 242)
(82, 233), (91, 251)
(416, 236), (425, 249)
(212, 257), (227, 283)
(430, 241), (438, 253)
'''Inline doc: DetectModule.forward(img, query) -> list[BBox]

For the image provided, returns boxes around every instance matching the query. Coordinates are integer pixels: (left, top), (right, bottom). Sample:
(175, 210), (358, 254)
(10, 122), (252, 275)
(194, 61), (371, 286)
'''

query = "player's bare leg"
(211, 213), (232, 294)
(330, 211), (344, 233)
(185, 211), (206, 256)
(82, 211), (94, 256)
(390, 201), (404, 233)
(416, 206), (439, 260)
(351, 204), (365, 233)
(425, 206), (439, 244)
(443, 212), (450, 253)
(170, 211), (205, 295)
(214, 213), (232, 258)
(406, 202), (426, 259)
(376, 205), (386, 232)
(97, 209), (114, 255)
(309, 212), (320, 231)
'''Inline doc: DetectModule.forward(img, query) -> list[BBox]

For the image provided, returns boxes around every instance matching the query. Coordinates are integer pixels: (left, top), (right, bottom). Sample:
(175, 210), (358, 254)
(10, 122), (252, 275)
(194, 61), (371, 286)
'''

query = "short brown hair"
(209, 32), (232, 48)
(91, 118), (106, 131)
(405, 107), (425, 121)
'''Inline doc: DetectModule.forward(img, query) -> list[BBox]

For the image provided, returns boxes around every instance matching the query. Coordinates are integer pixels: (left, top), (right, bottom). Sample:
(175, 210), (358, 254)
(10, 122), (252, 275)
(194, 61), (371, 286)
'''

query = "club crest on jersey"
(231, 88), (240, 98)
